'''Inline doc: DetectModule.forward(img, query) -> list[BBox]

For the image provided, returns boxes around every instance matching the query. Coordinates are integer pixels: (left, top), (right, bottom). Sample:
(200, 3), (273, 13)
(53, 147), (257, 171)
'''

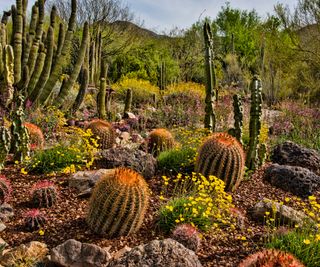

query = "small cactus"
(239, 249), (305, 267)
(195, 132), (245, 192)
(85, 119), (115, 149)
(148, 128), (175, 156)
(31, 180), (57, 208)
(86, 168), (150, 238)
(172, 224), (201, 252)
(24, 122), (44, 150)
(23, 209), (46, 231)
(0, 175), (12, 205)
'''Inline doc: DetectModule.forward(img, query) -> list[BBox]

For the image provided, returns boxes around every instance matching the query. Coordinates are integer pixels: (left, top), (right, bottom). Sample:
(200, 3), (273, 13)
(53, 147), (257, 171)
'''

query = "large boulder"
(0, 241), (48, 266)
(271, 141), (320, 175)
(249, 199), (311, 226)
(108, 238), (202, 267)
(264, 164), (320, 198)
(50, 239), (111, 267)
(95, 147), (156, 179)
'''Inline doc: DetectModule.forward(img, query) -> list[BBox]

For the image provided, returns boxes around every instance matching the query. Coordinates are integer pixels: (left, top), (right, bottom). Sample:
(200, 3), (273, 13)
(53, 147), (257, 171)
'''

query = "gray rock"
(95, 147), (156, 179)
(0, 238), (7, 249)
(0, 223), (6, 232)
(108, 238), (202, 267)
(271, 141), (320, 175)
(264, 164), (320, 198)
(0, 204), (14, 222)
(123, 112), (137, 120)
(249, 199), (311, 226)
(51, 239), (111, 267)
(69, 169), (114, 194)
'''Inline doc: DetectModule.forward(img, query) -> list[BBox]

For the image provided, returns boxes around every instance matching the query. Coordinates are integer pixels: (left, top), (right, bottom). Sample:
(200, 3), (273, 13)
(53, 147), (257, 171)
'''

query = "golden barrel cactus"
(147, 128), (175, 156)
(85, 119), (115, 149)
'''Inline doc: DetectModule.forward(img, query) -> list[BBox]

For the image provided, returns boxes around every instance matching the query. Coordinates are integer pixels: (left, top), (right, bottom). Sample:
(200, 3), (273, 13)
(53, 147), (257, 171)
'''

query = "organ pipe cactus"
(86, 168), (150, 237)
(98, 61), (107, 119)
(203, 22), (216, 132)
(195, 132), (245, 192)
(246, 75), (263, 171)
(72, 67), (89, 114)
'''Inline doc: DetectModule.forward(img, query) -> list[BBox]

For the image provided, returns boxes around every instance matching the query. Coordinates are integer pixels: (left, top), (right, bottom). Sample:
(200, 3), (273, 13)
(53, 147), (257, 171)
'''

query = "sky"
(0, 0), (297, 33)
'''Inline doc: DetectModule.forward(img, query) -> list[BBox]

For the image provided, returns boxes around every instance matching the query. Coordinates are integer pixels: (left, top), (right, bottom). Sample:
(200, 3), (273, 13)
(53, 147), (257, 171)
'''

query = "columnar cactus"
(195, 132), (245, 192)
(203, 22), (216, 132)
(86, 168), (150, 237)
(85, 119), (115, 149)
(171, 224), (201, 252)
(232, 94), (243, 145)
(23, 209), (46, 231)
(31, 180), (57, 208)
(0, 127), (11, 170)
(123, 88), (132, 116)
(24, 122), (44, 150)
(72, 67), (89, 114)
(246, 75), (263, 171)
(239, 249), (305, 267)
(159, 61), (166, 91)
(147, 128), (175, 156)
(98, 61), (107, 119)
(0, 175), (12, 205)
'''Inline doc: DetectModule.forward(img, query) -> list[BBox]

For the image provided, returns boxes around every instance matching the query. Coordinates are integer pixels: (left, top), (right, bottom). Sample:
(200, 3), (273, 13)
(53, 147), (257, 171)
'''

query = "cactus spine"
(203, 22), (216, 132)
(72, 67), (89, 114)
(86, 168), (150, 237)
(232, 94), (243, 145)
(195, 132), (245, 192)
(246, 75), (263, 171)
(123, 88), (132, 116)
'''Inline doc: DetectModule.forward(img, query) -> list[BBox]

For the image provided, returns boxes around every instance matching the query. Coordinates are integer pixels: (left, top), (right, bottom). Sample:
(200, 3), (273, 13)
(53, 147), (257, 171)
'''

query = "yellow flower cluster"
(164, 82), (205, 99)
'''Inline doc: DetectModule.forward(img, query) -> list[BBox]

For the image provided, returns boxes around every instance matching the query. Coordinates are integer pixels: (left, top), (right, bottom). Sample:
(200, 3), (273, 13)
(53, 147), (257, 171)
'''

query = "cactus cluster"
(171, 224), (201, 252)
(24, 122), (44, 150)
(148, 128), (175, 156)
(23, 209), (46, 231)
(0, 126), (11, 170)
(246, 75), (263, 170)
(86, 168), (149, 238)
(195, 132), (245, 192)
(86, 119), (115, 149)
(239, 249), (304, 267)
(0, 175), (12, 205)
(31, 180), (57, 208)
(203, 22), (216, 132)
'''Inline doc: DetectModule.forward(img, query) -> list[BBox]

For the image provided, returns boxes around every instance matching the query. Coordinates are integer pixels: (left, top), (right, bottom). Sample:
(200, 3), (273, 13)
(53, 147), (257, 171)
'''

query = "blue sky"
(0, 0), (297, 32)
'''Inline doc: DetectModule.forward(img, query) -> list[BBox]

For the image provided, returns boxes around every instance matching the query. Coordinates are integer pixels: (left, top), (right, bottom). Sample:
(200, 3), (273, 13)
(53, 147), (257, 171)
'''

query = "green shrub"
(157, 147), (196, 174)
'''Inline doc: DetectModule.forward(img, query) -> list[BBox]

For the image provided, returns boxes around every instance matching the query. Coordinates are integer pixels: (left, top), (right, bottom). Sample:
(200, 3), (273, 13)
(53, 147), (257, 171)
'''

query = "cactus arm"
(52, 23), (65, 69)
(38, 0), (77, 105)
(54, 21), (89, 107)
(71, 67), (89, 114)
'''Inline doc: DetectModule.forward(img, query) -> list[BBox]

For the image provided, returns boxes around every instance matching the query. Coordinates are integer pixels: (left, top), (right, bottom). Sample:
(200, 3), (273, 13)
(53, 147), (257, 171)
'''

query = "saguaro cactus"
(203, 22), (216, 132)
(98, 61), (107, 119)
(246, 75), (263, 170)
(123, 88), (132, 116)
(232, 94), (243, 145)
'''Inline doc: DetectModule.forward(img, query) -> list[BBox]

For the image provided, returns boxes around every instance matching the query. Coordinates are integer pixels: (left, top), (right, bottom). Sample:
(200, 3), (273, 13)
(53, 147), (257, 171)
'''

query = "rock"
(95, 147), (156, 179)
(0, 241), (48, 266)
(69, 169), (114, 194)
(271, 141), (320, 175)
(111, 246), (131, 261)
(123, 112), (137, 120)
(0, 204), (14, 222)
(120, 132), (131, 142)
(264, 164), (320, 198)
(0, 223), (6, 232)
(249, 199), (311, 226)
(51, 239), (111, 267)
(108, 239), (202, 267)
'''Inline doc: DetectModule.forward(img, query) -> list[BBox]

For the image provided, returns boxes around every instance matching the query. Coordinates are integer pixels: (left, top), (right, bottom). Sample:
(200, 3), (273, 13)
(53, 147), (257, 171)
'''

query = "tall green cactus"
(246, 75), (263, 171)
(203, 22), (216, 132)
(72, 67), (89, 114)
(195, 132), (245, 192)
(54, 22), (89, 107)
(86, 168), (149, 237)
(232, 94), (243, 145)
(159, 60), (166, 91)
(13, 0), (23, 83)
(37, 0), (77, 105)
(123, 88), (132, 116)
(98, 61), (107, 119)
(0, 127), (11, 170)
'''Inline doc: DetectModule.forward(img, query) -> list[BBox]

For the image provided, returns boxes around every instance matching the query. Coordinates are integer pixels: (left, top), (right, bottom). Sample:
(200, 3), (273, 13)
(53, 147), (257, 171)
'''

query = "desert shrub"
(113, 77), (159, 108)
(24, 127), (98, 174)
(159, 172), (233, 232)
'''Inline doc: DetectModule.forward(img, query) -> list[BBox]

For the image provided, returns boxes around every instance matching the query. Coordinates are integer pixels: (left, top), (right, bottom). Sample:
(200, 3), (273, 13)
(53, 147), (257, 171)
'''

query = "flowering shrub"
(24, 127), (98, 174)
(159, 172), (234, 232)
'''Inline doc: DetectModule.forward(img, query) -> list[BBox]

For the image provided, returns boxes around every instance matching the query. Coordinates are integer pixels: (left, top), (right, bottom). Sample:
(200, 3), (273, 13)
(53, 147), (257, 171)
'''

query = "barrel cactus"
(0, 175), (12, 205)
(23, 209), (46, 231)
(85, 119), (115, 149)
(239, 249), (305, 267)
(147, 128), (175, 156)
(31, 180), (57, 208)
(195, 132), (245, 192)
(86, 168), (150, 238)
(171, 224), (201, 252)
(24, 122), (44, 150)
